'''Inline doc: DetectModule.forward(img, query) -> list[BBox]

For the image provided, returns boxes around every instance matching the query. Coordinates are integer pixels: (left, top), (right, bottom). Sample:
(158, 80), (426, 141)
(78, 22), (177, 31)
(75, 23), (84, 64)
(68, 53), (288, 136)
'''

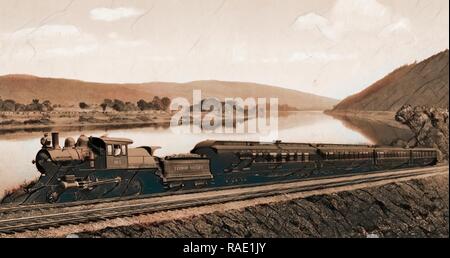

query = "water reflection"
(327, 113), (413, 146)
(0, 111), (404, 197)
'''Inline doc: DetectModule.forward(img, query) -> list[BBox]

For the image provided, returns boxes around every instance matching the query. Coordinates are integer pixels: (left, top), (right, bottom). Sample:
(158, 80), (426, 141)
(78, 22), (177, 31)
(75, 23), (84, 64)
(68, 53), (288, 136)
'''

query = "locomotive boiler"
(10, 132), (440, 204)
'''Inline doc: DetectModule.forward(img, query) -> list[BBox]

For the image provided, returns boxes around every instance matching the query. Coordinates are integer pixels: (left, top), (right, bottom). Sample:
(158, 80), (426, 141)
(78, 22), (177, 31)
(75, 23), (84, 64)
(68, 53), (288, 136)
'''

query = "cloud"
(332, 0), (388, 19)
(46, 44), (98, 57)
(90, 7), (145, 22)
(381, 18), (411, 34)
(9, 24), (81, 38)
(288, 51), (357, 62)
(293, 0), (411, 40)
(294, 13), (330, 30)
(293, 12), (337, 40)
(114, 39), (147, 48)
(0, 24), (98, 58)
(0, 24), (155, 59)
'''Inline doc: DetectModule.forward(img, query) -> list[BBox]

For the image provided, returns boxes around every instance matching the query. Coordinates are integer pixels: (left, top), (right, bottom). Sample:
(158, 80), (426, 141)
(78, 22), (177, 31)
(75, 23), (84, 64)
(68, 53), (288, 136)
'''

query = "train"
(10, 132), (440, 204)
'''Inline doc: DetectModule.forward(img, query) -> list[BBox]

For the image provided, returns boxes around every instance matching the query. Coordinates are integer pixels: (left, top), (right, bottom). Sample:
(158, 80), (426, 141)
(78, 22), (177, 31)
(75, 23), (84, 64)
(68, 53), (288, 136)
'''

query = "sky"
(0, 0), (448, 99)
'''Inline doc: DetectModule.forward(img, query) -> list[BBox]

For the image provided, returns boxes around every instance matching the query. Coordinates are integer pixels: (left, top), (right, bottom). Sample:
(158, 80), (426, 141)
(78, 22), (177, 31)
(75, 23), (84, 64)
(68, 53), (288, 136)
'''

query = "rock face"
(395, 105), (449, 160)
(79, 174), (449, 238)
(332, 50), (449, 112)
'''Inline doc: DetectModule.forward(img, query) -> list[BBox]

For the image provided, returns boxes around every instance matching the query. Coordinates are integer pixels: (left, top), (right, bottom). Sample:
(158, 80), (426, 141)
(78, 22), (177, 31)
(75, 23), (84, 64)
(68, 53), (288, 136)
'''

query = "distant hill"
(332, 50), (449, 112)
(0, 75), (338, 111)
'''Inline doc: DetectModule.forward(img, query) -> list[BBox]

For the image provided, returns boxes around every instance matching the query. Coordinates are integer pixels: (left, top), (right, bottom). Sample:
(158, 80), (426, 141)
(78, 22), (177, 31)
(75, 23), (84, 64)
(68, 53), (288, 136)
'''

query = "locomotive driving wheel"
(46, 191), (59, 203)
(123, 178), (144, 196)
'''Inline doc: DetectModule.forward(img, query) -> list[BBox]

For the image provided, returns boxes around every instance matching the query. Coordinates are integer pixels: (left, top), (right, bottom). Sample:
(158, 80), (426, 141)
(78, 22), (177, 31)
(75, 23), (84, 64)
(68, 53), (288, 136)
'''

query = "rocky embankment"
(79, 173), (449, 238)
(395, 105), (449, 160)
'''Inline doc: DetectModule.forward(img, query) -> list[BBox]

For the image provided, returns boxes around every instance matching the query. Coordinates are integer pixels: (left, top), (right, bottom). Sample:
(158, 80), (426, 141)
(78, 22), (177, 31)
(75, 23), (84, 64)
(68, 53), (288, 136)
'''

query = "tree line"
(0, 98), (53, 112)
(79, 97), (172, 112)
(0, 96), (171, 113)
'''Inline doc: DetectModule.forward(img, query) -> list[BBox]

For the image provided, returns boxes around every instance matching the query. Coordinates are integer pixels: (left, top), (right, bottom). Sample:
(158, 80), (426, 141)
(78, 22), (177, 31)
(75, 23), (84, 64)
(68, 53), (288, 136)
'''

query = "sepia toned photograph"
(0, 0), (448, 246)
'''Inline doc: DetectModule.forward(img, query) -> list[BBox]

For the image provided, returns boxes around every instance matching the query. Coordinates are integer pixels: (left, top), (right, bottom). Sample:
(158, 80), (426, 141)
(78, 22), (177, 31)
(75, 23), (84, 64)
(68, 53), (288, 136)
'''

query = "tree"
(103, 99), (113, 107)
(151, 96), (163, 110)
(26, 99), (42, 111)
(42, 100), (53, 111)
(125, 102), (138, 111)
(161, 97), (171, 111)
(79, 102), (89, 109)
(2, 99), (16, 111)
(112, 99), (125, 112)
(15, 103), (26, 111)
(100, 103), (108, 112)
(137, 99), (147, 111)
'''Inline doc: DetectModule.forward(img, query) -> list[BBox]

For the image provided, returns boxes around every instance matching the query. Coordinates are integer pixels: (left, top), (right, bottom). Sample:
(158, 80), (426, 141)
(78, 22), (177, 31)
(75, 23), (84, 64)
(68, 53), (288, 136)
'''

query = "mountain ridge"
(0, 74), (338, 111)
(332, 49), (449, 112)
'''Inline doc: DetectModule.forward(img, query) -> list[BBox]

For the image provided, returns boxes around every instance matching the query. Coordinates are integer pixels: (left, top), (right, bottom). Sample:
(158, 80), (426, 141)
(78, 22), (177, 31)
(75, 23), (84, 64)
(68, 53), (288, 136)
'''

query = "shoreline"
(0, 109), (173, 136)
(324, 109), (406, 129)
(0, 110), (320, 137)
(0, 120), (172, 134)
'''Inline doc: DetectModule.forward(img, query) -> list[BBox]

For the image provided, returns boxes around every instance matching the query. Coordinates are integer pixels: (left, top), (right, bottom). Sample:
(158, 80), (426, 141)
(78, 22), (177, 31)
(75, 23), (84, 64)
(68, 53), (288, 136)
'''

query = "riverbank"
(0, 110), (310, 137)
(324, 110), (402, 128)
(324, 110), (413, 146)
(0, 110), (172, 135)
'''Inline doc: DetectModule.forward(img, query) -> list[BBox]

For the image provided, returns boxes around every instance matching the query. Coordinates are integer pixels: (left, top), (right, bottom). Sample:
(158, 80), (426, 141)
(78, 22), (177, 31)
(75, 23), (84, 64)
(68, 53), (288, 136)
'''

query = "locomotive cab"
(89, 137), (159, 170)
(89, 137), (132, 169)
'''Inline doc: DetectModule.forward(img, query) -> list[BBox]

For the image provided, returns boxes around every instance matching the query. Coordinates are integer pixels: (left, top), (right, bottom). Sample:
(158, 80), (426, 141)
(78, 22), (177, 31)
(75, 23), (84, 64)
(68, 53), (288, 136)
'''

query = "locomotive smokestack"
(52, 132), (60, 149)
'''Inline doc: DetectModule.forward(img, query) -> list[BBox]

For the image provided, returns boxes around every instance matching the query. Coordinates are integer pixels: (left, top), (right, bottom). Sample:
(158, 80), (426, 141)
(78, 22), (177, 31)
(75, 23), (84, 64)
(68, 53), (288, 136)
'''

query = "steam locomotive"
(13, 132), (439, 204)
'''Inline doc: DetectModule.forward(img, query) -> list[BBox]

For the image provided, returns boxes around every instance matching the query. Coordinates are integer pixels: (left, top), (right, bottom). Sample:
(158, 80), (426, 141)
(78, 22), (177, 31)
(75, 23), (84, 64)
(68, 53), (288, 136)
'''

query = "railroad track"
(1, 164), (446, 215)
(0, 165), (447, 235)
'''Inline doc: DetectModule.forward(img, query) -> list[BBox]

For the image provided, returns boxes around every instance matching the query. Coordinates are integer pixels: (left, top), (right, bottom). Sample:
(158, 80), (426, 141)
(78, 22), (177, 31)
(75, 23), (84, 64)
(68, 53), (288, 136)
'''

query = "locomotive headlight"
(35, 149), (53, 174)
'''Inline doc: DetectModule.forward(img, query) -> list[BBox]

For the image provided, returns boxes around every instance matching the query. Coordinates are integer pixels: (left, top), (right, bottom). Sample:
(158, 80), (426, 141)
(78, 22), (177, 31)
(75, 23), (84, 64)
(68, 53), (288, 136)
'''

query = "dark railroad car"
(315, 144), (376, 174)
(191, 140), (319, 185)
(410, 148), (439, 166)
(191, 140), (440, 184)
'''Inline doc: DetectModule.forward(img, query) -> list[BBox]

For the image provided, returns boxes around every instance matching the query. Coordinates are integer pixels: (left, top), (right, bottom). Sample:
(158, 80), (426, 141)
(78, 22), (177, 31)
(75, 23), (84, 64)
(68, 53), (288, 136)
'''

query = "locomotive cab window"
(114, 144), (122, 156)
(107, 145), (113, 156)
